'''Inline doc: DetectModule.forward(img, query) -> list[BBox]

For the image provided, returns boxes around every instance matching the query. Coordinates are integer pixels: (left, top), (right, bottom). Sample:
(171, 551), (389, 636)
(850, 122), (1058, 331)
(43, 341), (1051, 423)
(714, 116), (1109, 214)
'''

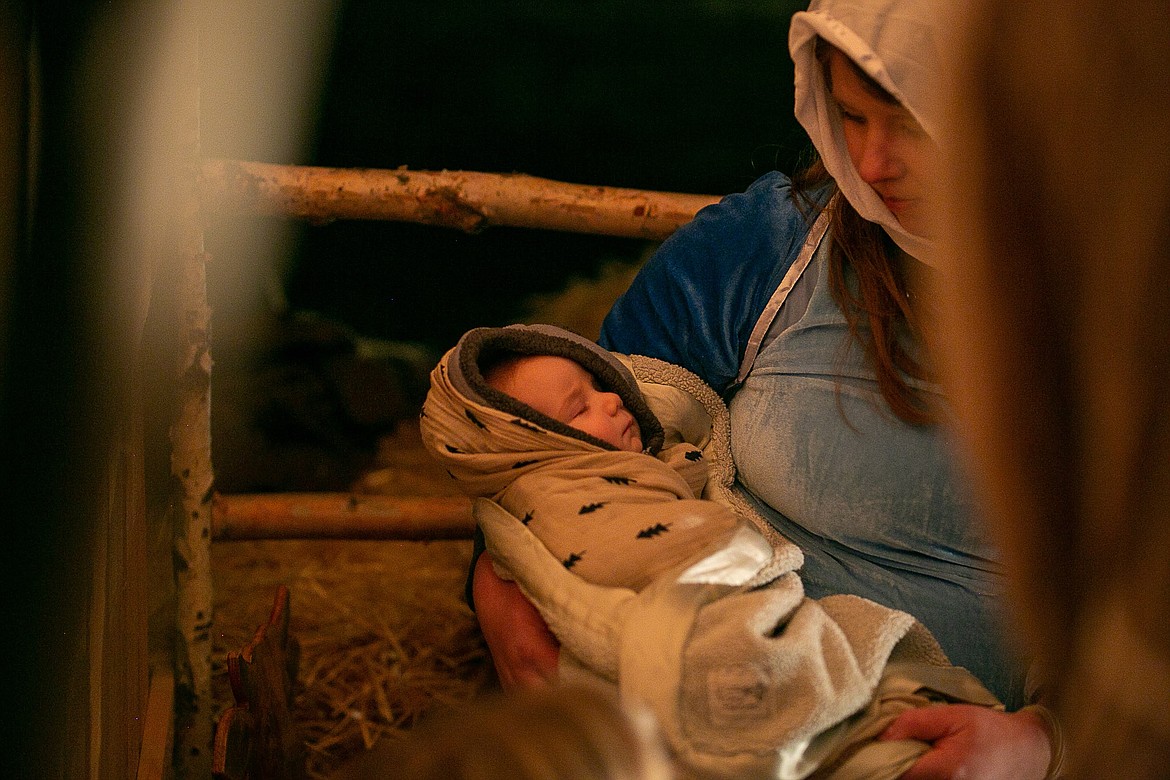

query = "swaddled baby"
(420, 323), (749, 592)
(421, 324), (1004, 780)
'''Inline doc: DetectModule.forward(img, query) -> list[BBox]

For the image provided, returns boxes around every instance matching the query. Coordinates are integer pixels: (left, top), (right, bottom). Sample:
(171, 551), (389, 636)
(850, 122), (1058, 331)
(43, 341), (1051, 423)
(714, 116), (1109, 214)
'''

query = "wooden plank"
(99, 400), (150, 780)
(137, 667), (175, 780)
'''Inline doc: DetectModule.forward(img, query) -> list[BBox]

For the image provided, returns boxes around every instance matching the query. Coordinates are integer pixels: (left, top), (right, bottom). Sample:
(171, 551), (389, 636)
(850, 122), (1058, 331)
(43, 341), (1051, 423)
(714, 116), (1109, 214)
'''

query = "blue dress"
(601, 172), (1029, 708)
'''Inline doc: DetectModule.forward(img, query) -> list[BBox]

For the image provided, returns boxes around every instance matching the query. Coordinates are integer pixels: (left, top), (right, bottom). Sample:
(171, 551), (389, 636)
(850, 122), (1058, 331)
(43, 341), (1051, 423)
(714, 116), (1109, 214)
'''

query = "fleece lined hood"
(790, 0), (943, 264)
(441, 324), (664, 454)
(420, 324), (667, 500)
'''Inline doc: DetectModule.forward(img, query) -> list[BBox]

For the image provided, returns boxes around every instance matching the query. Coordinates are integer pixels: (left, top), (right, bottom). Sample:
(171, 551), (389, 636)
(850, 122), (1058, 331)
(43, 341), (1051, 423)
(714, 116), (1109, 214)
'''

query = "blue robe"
(601, 171), (1028, 708)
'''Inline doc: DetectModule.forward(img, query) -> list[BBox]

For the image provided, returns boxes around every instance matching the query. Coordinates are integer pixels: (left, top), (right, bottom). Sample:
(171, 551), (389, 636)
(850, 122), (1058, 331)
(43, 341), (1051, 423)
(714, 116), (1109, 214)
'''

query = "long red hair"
(792, 40), (934, 426)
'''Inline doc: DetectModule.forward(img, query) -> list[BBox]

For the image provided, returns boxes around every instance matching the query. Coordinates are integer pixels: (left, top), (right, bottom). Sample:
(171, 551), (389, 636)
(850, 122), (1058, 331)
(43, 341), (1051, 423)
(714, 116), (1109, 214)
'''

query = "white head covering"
(789, 0), (942, 264)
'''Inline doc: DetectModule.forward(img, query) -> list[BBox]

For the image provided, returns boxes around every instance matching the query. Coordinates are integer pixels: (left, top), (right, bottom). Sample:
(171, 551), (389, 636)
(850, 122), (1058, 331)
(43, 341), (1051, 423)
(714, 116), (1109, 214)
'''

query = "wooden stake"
(172, 2), (213, 772)
(200, 158), (720, 240)
(211, 493), (475, 541)
(137, 666), (176, 780)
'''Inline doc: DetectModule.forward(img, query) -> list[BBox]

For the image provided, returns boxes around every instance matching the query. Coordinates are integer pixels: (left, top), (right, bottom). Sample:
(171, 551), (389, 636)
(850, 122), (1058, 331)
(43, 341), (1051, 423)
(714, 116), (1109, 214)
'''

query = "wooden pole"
(172, 0), (213, 773)
(210, 492), (475, 541)
(200, 158), (720, 240)
(137, 667), (176, 780)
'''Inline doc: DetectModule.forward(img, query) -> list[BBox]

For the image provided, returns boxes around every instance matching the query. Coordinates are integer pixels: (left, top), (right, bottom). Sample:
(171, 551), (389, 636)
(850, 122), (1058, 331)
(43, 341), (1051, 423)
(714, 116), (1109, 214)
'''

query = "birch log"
(200, 158), (720, 239)
(171, 246), (214, 775)
(172, 2), (213, 771)
(211, 492), (475, 540)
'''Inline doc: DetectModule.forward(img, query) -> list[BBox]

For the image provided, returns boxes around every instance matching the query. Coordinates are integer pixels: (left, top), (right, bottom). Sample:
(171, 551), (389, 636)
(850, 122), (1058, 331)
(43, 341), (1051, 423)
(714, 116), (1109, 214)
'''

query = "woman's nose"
(856, 128), (903, 184)
(601, 392), (623, 414)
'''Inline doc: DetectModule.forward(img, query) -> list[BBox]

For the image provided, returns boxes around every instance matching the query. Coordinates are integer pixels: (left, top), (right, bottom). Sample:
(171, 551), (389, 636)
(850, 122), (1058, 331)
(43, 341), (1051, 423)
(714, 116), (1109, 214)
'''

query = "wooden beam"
(173, 1), (214, 771)
(200, 158), (719, 240)
(136, 667), (175, 780)
(211, 492), (476, 541)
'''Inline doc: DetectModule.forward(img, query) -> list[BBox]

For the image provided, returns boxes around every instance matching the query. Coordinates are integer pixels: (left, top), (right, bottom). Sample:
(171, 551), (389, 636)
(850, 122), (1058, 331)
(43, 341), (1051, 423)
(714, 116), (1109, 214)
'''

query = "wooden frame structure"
(181, 160), (717, 779)
(5, 3), (719, 777)
(181, 160), (716, 778)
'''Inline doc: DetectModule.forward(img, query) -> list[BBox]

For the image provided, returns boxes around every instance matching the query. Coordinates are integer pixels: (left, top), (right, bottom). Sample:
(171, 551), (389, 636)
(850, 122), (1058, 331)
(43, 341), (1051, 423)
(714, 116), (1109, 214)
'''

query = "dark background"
(2, 4), (814, 771)
(198, 0), (812, 490)
(202, 0), (809, 349)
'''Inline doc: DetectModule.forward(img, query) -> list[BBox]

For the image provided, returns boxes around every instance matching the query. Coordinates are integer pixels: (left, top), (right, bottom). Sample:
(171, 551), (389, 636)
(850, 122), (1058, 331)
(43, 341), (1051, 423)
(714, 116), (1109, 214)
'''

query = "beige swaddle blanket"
(421, 325), (1000, 779)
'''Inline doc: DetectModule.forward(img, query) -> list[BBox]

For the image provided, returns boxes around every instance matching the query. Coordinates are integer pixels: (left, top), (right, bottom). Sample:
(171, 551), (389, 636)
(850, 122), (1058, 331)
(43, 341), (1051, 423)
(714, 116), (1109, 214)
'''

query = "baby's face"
(491, 355), (643, 453)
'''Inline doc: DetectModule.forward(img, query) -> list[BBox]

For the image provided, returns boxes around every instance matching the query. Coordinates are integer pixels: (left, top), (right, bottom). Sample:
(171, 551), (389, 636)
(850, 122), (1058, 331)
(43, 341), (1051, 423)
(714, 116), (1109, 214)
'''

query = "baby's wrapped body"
(421, 325), (1000, 780)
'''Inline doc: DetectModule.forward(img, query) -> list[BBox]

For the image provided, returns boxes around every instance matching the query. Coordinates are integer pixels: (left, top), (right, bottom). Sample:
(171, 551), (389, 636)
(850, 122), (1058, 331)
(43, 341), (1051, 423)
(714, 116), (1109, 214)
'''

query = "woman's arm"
(472, 552), (560, 690)
(880, 704), (1055, 780)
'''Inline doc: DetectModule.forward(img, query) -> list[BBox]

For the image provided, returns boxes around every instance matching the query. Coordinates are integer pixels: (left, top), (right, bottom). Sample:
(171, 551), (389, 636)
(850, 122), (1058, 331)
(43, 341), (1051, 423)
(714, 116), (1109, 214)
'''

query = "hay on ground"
(212, 421), (494, 779)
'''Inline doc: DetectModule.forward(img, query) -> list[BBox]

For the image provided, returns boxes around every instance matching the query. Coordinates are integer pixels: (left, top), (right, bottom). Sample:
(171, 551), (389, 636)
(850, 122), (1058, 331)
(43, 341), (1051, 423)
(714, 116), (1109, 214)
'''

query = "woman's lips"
(881, 194), (917, 216)
(882, 195), (906, 213)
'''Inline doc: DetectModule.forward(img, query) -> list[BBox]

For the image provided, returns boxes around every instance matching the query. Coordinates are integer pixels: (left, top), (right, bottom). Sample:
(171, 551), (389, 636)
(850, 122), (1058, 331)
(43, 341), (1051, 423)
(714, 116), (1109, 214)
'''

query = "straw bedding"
(211, 421), (494, 779)
(210, 279), (635, 777)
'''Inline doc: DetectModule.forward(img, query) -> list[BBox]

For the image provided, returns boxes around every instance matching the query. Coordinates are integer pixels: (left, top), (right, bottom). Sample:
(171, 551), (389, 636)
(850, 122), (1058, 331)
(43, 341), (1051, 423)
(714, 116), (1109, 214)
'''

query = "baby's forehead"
(527, 354), (584, 369)
(481, 353), (579, 397)
(489, 352), (584, 378)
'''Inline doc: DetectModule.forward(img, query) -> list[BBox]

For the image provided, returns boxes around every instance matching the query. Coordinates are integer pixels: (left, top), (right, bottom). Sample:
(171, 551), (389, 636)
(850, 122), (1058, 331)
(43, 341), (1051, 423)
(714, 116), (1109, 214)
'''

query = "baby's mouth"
(627, 419), (641, 442)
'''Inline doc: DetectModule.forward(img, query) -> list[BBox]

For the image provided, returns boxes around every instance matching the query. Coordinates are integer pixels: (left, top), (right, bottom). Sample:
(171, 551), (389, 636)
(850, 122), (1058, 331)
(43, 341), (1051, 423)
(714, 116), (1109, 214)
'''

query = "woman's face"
(826, 47), (939, 237)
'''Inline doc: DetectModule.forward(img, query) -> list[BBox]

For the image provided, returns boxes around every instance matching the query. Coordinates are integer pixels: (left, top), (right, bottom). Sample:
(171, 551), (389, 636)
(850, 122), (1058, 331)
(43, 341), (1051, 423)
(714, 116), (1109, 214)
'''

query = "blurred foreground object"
(935, 1), (1170, 777)
(333, 683), (672, 780)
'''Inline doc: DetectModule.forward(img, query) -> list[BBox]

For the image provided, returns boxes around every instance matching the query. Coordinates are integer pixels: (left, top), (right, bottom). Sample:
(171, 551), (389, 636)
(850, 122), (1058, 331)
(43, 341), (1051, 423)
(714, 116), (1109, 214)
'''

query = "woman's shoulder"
(649, 171), (813, 272)
(600, 171), (821, 392)
(744, 168), (796, 196)
(693, 170), (803, 229)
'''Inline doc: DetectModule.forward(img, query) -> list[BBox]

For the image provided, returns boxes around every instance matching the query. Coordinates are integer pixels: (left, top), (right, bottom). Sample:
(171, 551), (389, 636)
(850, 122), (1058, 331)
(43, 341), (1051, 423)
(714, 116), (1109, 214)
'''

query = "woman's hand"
(472, 552), (560, 690)
(880, 704), (1052, 780)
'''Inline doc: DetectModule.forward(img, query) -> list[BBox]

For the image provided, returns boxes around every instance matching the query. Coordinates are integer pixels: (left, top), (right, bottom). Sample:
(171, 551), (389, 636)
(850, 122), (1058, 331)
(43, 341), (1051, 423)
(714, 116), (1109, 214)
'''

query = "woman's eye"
(898, 119), (927, 140)
(839, 108), (864, 124)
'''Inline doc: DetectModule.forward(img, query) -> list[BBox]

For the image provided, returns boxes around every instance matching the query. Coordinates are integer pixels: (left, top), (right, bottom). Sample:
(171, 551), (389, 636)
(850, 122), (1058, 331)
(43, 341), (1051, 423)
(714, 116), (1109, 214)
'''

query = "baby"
(420, 324), (1002, 780)
(422, 323), (750, 592)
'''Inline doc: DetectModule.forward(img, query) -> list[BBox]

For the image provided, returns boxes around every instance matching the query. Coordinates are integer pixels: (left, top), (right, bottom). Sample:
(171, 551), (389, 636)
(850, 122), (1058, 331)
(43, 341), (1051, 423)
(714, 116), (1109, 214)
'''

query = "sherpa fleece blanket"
(420, 325), (1000, 780)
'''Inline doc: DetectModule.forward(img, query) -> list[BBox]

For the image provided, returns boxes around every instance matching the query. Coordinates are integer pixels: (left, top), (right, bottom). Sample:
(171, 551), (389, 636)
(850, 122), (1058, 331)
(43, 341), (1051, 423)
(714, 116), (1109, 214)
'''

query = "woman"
(473, 0), (1056, 776)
